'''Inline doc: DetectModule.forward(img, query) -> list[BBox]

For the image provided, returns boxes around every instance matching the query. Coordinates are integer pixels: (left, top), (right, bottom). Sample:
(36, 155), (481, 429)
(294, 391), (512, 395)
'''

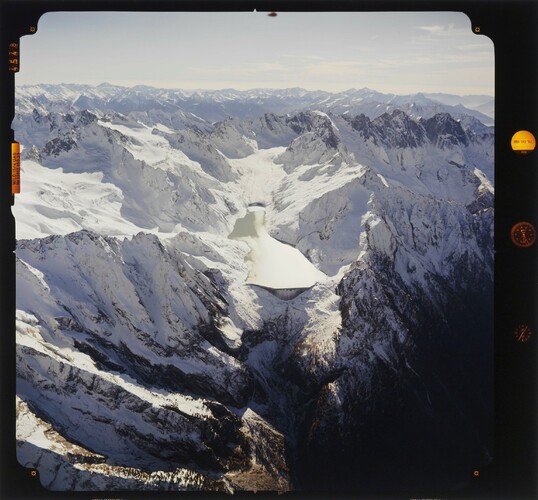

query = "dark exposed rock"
(42, 136), (77, 157)
(286, 111), (340, 148)
(422, 113), (469, 148)
(349, 110), (478, 151)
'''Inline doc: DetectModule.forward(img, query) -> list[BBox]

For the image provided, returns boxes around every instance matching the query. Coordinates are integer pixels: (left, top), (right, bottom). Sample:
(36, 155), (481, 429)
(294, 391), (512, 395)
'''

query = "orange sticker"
(11, 142), (20, 194)
(511, 130), (536, 154)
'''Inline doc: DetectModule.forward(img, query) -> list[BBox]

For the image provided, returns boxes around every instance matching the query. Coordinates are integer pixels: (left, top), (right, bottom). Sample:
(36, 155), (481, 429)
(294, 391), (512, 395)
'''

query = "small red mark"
(511, 222), (536, 248)
(515, 324), (532, 343)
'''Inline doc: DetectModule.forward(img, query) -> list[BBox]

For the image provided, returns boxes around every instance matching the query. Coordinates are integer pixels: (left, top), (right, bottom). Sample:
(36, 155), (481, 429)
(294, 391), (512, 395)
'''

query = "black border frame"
(1, 1), (537, 498)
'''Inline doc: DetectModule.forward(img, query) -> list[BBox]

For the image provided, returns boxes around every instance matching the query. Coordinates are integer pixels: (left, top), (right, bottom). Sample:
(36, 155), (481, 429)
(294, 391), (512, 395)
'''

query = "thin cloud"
(419, 24), (446, 33)
(418, 23), (457, 34)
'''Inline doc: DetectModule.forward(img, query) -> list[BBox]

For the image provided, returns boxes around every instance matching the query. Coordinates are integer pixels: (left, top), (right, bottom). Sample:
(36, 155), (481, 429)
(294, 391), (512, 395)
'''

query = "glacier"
(13, 84), (494, 493)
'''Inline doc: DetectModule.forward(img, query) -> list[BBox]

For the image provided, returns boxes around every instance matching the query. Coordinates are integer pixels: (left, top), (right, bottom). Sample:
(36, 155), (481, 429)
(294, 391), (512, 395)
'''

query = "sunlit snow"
(12, 160), (152, 239)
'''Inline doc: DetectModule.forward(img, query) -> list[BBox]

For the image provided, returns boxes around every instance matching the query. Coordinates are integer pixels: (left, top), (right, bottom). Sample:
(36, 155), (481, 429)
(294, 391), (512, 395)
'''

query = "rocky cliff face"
(13, 84), (493, 493)
(296, 187), (493, 490)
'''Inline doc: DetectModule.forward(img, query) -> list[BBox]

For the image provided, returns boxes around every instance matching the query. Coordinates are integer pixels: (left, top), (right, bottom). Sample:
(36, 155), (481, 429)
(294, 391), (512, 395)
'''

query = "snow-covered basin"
(229, 206), (326, 289)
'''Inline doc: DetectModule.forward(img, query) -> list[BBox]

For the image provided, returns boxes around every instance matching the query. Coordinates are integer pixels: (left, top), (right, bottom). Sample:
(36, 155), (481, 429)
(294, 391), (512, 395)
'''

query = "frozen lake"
(229, 205), (326, 290)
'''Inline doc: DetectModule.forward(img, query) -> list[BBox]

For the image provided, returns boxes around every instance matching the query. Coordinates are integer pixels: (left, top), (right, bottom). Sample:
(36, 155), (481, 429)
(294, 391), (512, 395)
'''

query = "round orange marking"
(511, 130), (536, 154)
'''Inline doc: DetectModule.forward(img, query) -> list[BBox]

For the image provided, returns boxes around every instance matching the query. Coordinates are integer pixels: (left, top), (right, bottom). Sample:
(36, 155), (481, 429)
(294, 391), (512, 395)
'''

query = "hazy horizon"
(17, 81), (494, 99)
(17, 11), (494, 96)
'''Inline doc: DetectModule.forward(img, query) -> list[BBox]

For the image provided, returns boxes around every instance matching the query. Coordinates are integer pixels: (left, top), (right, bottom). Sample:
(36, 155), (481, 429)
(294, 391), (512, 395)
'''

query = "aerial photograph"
(13, 10), (494, 493)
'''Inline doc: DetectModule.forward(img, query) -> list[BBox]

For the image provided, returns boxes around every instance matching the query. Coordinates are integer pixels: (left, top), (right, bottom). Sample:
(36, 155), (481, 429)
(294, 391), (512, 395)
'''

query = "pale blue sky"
(17, 11), (494, 95)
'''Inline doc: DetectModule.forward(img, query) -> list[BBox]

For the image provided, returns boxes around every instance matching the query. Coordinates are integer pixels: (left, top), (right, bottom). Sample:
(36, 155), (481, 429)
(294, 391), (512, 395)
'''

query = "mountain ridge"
(16, 83), (494, 124)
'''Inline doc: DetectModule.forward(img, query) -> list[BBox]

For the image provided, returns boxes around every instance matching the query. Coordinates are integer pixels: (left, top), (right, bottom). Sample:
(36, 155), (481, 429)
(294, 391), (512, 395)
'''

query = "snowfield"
(13, 159), (155, 239)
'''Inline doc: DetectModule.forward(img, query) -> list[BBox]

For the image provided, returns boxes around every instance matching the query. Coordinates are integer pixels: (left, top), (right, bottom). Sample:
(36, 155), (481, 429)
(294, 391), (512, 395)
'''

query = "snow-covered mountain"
(13, 84), (494, 493)
(16, 83), (494, 125)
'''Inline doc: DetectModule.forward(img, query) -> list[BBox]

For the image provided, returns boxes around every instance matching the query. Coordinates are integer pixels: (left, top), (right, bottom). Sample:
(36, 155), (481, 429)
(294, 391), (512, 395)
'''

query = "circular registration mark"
(511, 222), (536, 248)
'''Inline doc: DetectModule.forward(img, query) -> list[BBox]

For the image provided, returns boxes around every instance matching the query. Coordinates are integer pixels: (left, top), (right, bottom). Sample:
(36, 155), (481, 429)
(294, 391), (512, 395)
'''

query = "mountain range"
(13, 83), (494, 493)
